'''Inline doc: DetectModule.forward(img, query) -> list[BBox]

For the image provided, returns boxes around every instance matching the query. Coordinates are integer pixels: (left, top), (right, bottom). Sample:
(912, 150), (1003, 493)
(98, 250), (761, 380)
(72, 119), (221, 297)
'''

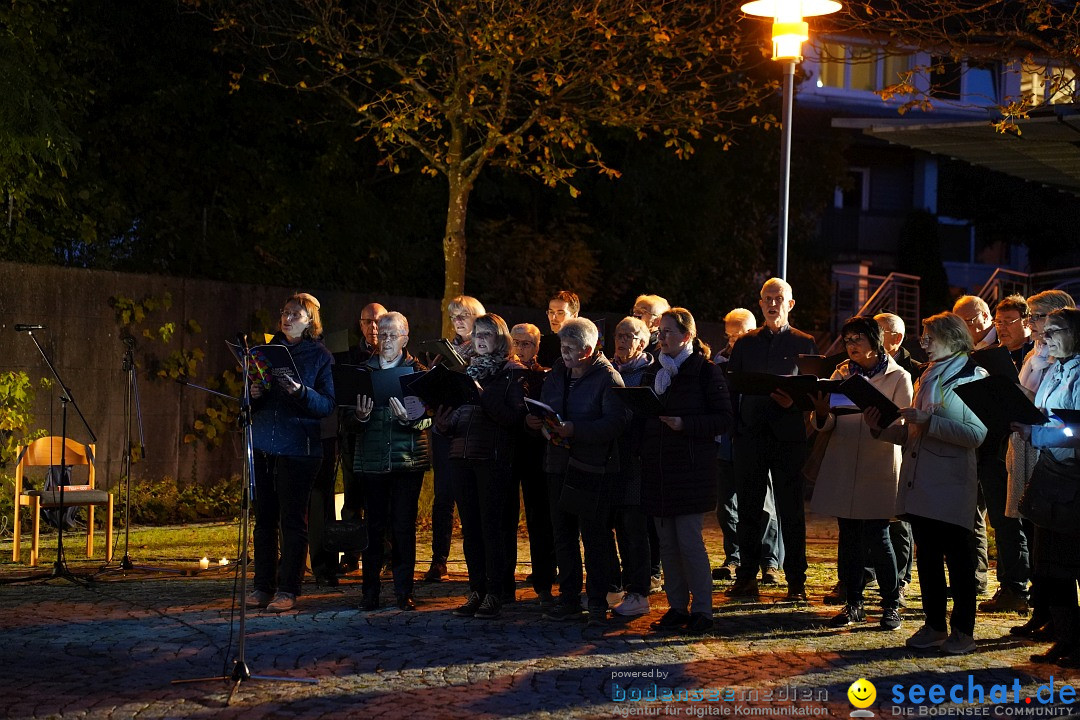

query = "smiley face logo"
(848, 678), (876, 708)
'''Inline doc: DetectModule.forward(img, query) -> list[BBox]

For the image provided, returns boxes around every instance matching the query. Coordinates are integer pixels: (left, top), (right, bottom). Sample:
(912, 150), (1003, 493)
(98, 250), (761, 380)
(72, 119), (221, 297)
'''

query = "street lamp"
(741, 0), (841, 280)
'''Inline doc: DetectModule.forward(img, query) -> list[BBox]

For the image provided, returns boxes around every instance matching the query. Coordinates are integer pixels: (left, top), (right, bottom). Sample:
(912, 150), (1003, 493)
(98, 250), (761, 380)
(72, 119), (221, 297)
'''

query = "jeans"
(838, 517), (899, 609)
(733, 431), (807, 586)
(980, 454), (1030, 595)
(547, 472), (614, 612)
(361, 470), (424, 598)
(612, 505), (653, 596)
(911, 515), (977, 636)
(716, 458), (784, 569)
(654, 514), (713, 616)
(253, 452), (321, 597)
(453, 459), (515, 596)
(429, 432), (454, 564)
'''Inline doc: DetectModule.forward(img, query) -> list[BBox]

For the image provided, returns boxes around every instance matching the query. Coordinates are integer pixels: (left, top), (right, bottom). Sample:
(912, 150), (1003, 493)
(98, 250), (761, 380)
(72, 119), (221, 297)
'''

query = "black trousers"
(910, 515), (977, 636)
(452, 458), (516, 596)
(253, 452), (321, 597)
(361, 469), (424, 599)
(547, 472), (614, 612)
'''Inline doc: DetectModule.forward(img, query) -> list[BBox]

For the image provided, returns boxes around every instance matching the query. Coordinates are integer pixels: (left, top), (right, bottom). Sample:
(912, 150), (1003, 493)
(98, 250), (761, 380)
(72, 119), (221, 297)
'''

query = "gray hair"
(724, 307), (757, 329)
(761, 277), (792, 299)
(634, 294), (670, 314)
(511, 323), (541, 345)
(952, 295), (989, 317)
(378, 311), (409, 335)
(874, 312), (905, 337)
(923, 312), (974, 354)
(558, 317), (599, 351)
(1028, 289), (1075, 314)
(616, 316), (650, 339)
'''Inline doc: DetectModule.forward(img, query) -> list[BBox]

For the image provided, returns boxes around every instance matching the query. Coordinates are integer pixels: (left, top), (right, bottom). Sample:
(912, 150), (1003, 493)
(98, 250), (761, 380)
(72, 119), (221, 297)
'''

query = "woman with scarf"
(425, 295), (486, 583)
(1010, 307), (1080, 666)
(809, 316), (912, 631)
(868, 311), (987, 655)
(434, 313), (527, 619)
(639, 308), (733, 634)
(246, 292), (335, 613)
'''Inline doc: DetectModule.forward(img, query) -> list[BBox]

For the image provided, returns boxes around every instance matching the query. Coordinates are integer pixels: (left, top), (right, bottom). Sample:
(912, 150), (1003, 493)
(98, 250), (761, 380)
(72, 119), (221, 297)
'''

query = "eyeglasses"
(360, 317), (379, 325)
(918, 334), (933, 349)
(992, 317), (1024, 329)
(377, 332), (403, 341)
(632, 309), (655, 319)
(281, 310), (308, 322)
(615, 333), (642, 342)
(1030, 313), (1049, 322)
(1044, 327), (1068, 339)
(657, 328), (684, 337)
(959, 314), (983, 326)
(842, 334), (866, 345)
(474, 330), (495, 340)
(546, 309), (568, 318)
(449, 313), (473, 322)
(512, 339), (536, 347)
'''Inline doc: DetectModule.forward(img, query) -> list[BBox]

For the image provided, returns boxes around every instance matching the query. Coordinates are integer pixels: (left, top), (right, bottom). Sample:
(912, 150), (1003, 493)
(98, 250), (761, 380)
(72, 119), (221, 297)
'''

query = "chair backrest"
(15, 437), (96, 492)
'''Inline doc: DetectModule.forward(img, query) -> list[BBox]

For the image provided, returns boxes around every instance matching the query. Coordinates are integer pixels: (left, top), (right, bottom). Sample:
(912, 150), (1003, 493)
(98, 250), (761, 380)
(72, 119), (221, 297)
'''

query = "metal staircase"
(979, 267), (1080, 305)
(825, 270), (921, 356)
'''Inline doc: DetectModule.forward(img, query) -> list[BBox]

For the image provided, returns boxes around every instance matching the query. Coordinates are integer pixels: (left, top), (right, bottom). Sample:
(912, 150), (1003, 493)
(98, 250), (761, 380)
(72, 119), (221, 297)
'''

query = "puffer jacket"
(639, 352), (732, 517)
(443, 359), (528, 463)
(251, 333), (335, 457)
(540, 354), (627, 474)
(346, 354), (432, 474)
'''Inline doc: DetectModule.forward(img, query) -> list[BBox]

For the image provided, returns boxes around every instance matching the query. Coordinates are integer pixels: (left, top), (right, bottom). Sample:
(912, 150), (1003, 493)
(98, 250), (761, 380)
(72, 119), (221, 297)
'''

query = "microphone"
(14, 324), (44, 332)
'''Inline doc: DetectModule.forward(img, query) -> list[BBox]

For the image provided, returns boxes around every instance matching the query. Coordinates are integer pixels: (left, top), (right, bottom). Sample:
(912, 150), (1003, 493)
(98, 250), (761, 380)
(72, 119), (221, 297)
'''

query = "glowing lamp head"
(741, 0), (842, 61)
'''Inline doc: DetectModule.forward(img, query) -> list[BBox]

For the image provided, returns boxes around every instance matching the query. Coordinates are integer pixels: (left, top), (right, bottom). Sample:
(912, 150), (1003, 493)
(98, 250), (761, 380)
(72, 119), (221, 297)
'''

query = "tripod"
(173, 335), (316, 702)
(98, 337), (188, 577)
(13, 326), (97, 584)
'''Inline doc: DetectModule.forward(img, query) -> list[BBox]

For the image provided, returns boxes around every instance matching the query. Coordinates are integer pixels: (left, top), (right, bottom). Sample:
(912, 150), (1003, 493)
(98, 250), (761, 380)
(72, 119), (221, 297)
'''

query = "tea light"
(219, 557), (229, 566)
(200, 557), (210, 570)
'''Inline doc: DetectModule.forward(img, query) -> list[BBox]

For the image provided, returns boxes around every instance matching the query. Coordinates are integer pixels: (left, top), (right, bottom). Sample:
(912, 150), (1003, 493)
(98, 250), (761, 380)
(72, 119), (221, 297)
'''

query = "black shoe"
(544, 602), (585, 621)
(1031, 640), (1076, 664)
(650, 608), (691, 631)
(586, 610), (607, 627)
(360, 592), (380, 611)
(424, 560), (448, 583)
(453, 591), (483, 617)
(1011, 614), (1051, 638)
(726, 577), (759, 599)
(537, 591), (556, 612)
(880, 607), (902, 631)
(786, 583), (808, 601)
(315, 573), (339, 587)
(712, 563), (738, 581)
(828, 603), (866, 628)
(396, 594), (417, 611)
(685, 612), (714, 634)
(475, 594), (502, 619)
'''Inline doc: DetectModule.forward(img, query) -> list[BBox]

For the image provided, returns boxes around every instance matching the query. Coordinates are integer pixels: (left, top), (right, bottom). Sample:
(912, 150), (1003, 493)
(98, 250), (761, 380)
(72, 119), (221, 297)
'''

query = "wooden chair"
(12, 437), (114, 566)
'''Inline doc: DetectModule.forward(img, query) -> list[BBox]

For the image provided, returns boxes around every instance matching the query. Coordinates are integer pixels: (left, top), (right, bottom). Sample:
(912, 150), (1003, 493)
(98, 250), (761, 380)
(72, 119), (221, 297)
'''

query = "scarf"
(466, 353), (507, 381)
(615, 353), (651, 375)
(913, 352), (968, 411)
(848, 352), (889, 380)
(1019, 340), (1052, 394)
(654, 344), (692, 396)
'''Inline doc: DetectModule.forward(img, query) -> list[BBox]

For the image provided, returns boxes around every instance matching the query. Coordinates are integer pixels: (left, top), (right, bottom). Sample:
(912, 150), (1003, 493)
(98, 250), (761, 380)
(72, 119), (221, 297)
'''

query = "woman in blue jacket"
(246, 292), (335, 613)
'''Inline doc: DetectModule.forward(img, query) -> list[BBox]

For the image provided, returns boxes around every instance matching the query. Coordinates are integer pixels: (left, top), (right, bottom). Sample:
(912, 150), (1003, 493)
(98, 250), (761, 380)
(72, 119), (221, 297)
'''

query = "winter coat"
(539, 354), (627, 474)
(345, 354), (431, 474)
(809, 356), (913, 520)
(639, 353), (733, 517)
(251, 333), (335, 457)
(443, 359), (528, 463)
(877, 354), (988, 530)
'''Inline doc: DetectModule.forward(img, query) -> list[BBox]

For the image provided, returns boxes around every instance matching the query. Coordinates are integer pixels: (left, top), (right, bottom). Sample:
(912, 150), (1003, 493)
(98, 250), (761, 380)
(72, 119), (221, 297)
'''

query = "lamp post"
(740, 0), (841, 280)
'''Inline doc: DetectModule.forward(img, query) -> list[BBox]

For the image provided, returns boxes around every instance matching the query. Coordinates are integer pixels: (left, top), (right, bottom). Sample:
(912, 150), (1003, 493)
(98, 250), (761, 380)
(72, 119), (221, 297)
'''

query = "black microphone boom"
(15, 324), (44, 331)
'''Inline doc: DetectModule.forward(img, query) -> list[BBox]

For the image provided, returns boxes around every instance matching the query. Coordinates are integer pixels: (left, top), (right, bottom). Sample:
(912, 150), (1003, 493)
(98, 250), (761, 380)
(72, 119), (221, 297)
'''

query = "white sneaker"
(906, 624), (948, 649)
(607, 590), (626, 609)
(941, 630), (976, 655)
(612, 592), (651, 617)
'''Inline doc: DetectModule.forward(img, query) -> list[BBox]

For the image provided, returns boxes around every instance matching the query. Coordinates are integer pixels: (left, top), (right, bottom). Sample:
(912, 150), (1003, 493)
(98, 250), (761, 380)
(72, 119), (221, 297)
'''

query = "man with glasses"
(726, 278), (817, 601)
(632, 294), (671, 355)
(538, 290), (580, 367)
(978, 295), (1034, 614)
(953, 295), (997, 350)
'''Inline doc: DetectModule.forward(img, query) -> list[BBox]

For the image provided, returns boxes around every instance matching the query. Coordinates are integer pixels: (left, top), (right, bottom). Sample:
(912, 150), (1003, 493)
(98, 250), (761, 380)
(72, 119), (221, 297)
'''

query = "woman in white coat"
(811, 316), (913, 631)
(867, 311), (987, 655)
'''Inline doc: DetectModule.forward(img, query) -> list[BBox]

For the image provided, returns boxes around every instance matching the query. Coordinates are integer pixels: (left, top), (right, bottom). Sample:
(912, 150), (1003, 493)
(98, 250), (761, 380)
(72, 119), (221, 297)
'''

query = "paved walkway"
(1, 514), (1078, 719)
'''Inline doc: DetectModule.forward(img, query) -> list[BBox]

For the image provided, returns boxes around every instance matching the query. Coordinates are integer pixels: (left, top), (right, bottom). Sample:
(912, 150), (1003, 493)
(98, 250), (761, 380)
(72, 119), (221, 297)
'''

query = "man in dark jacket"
(726, 278), (817, 601)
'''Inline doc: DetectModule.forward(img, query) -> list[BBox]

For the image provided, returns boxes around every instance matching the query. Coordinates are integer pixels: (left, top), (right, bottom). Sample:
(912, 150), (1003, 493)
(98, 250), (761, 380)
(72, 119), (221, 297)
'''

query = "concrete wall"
(0, 261), (727, 489)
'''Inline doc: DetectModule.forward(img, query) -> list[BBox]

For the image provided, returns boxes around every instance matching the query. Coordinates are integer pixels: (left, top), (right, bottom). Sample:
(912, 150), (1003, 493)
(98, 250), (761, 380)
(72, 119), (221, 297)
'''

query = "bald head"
(360, 302), (388, 347)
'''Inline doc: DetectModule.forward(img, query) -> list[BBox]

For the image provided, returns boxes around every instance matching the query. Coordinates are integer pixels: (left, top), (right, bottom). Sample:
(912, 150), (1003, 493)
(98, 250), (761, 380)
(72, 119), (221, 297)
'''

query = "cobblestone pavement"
(2, 514), (1079, 720)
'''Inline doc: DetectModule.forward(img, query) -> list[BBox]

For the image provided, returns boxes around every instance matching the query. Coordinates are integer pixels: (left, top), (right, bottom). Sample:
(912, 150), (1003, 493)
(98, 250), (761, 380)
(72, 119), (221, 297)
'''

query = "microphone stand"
(97, 338), (188, 577)
(16, 327), (97, 584)
(173, 335), (316, 702)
